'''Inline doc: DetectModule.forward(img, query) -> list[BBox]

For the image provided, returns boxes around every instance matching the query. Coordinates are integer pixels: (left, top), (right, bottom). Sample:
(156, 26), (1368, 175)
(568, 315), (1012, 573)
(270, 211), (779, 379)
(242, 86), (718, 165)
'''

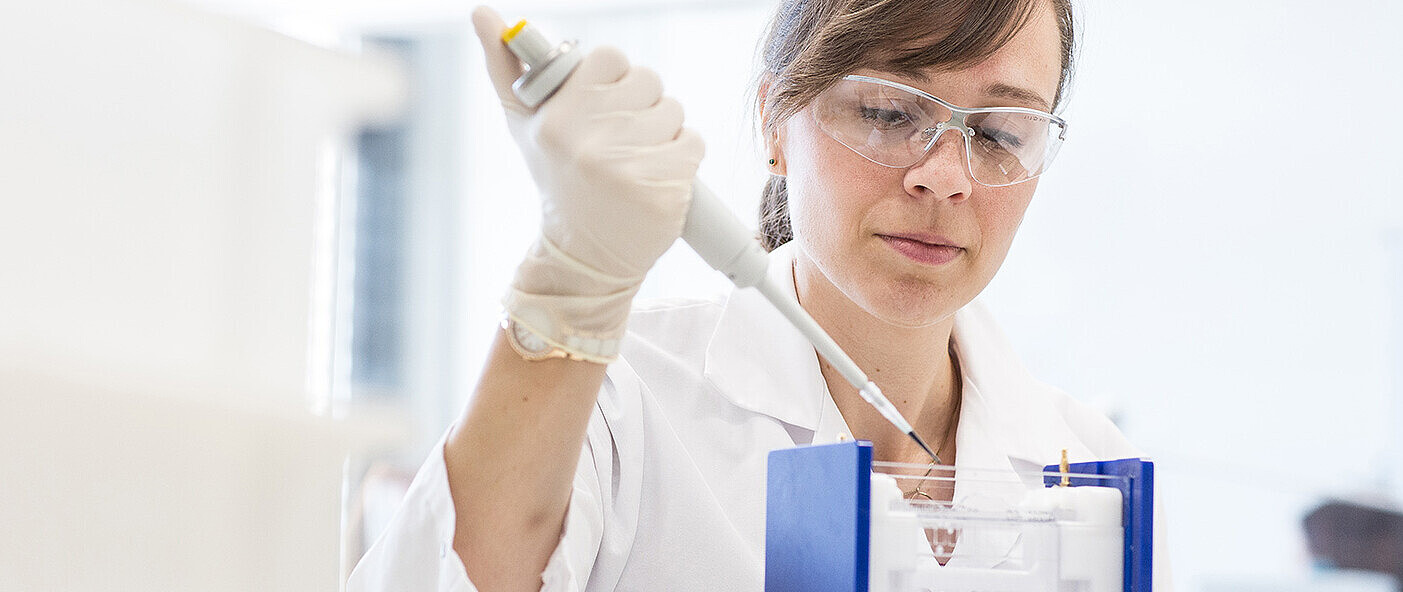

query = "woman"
(351, 0), (1170, 590)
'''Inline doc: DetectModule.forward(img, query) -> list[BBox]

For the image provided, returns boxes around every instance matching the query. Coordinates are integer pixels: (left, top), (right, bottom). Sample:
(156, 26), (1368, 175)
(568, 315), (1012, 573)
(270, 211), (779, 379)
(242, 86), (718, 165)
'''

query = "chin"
(850, 281), (964, 330)
(798, 236), (975, 329)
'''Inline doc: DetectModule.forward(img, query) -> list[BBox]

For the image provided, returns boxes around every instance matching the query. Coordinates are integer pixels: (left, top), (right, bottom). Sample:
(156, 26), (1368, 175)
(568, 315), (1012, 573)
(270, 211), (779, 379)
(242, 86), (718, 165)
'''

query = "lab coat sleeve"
(347, 412), (611, 592)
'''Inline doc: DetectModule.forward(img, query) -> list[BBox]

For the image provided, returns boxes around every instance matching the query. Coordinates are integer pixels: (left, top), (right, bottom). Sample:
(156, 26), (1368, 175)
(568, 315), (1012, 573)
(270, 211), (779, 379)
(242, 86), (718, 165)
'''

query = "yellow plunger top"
(502, 20), (529, 43)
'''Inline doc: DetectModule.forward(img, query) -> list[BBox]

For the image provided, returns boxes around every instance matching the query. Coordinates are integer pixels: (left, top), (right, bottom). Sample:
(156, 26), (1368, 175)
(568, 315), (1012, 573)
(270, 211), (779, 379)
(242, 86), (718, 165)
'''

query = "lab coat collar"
(951, 302), (1096, 472)
(702, 242), (829, 432)
(702, 242), (1093, 468)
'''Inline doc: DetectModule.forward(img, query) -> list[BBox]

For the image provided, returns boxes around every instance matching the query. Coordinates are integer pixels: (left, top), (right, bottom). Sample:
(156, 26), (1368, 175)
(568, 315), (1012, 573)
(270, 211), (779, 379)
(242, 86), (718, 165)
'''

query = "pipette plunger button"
(501, 20), (583, 108)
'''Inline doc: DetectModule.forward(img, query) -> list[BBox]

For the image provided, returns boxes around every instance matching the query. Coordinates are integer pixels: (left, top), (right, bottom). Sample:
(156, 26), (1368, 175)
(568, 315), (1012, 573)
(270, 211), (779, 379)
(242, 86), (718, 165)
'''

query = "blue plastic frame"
(764, 441), (1155, 592)
(1042, 458), (1155, 592)
(764, 441), (873, 592)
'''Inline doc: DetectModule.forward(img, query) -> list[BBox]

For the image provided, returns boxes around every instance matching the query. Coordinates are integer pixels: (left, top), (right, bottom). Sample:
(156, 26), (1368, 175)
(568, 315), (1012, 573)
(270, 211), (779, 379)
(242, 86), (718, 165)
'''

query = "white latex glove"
(472, 7), (704, 362)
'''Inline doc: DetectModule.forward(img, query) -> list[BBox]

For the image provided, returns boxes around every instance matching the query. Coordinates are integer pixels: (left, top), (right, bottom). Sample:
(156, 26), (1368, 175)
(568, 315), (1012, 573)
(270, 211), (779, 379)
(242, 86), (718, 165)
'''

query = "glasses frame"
(819, 74), (1069, 187)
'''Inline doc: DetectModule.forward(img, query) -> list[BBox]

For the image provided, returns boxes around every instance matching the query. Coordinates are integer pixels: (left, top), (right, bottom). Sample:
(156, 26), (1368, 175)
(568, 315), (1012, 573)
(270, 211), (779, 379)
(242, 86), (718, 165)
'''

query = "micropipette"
(499, 21), (940, 464)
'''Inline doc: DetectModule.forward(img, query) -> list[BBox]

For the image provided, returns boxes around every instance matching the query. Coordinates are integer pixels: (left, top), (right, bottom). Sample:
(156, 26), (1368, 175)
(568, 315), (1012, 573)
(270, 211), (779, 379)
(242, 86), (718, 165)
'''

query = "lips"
(877, 233), (964, 265)
(879, 232), (959, 247)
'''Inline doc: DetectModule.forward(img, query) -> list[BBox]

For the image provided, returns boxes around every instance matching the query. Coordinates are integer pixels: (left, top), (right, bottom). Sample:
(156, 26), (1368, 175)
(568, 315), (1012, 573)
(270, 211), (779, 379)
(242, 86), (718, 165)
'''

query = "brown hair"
(756, 0), (1077, 251)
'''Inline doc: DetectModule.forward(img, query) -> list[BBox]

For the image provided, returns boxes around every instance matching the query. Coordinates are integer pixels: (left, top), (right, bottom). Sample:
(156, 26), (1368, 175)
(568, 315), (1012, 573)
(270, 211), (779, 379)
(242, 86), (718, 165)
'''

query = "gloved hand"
(471, 7), (704, 363)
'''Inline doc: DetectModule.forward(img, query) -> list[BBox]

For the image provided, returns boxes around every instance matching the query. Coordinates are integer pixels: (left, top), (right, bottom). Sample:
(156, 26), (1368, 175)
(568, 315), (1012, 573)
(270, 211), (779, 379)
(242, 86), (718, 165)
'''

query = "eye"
(973, 125), (1024, 151)
(859, 105), (916, 130)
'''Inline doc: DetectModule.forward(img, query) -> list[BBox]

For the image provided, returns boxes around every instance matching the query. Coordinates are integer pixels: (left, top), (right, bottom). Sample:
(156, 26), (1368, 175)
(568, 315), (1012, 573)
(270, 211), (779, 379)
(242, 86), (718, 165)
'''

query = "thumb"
(471, 5), (527, 109)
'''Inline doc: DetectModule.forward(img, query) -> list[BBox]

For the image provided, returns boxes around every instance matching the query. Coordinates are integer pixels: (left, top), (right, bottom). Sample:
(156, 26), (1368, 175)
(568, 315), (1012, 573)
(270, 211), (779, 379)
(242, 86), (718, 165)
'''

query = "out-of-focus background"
(2, 0), (1400, 590)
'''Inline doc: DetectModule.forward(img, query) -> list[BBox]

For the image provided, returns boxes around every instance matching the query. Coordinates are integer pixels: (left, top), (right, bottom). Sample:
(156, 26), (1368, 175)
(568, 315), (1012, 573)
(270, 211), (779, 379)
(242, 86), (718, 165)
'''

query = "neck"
(793, 250), (961, 464)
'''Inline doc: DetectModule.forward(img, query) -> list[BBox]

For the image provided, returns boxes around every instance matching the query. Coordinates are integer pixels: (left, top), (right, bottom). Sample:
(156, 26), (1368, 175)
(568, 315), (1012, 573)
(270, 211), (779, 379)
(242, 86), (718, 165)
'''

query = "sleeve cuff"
(349, 428), (606, 592)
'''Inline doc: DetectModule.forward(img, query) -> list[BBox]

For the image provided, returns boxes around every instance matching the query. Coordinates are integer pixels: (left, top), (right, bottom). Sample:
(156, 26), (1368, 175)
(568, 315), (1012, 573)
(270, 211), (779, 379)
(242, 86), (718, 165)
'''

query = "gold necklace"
(905, 345), (963, 501)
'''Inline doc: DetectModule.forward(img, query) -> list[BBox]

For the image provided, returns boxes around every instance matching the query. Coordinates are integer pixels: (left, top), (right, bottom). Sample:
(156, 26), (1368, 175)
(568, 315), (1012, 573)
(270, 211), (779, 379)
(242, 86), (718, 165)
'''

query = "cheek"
(973, 185), (1035, 264)
(780, 118), (889, 245)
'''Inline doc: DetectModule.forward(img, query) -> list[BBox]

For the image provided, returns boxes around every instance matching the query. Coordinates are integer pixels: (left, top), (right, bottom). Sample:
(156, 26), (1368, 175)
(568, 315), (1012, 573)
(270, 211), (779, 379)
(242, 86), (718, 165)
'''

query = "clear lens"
(810, 78), (944, 169)
(964, 110), (1058, 185)
(809, 76), (1066, 187)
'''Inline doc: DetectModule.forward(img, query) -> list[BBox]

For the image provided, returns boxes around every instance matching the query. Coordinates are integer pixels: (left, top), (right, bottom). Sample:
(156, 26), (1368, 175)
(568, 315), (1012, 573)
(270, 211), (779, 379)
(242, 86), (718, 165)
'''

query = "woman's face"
(775, 3), (1063, 328)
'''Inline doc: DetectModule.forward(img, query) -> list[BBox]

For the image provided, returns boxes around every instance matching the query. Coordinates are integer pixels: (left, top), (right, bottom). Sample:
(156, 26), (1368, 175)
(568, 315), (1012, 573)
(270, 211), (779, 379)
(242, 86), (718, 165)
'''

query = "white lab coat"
(348, 243), (1172, 591)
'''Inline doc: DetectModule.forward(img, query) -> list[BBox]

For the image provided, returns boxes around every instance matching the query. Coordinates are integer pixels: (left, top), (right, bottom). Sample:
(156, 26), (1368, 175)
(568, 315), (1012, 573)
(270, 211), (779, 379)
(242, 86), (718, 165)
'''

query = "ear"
(757, 78), (788, 177)
(765, 126), (788, 177)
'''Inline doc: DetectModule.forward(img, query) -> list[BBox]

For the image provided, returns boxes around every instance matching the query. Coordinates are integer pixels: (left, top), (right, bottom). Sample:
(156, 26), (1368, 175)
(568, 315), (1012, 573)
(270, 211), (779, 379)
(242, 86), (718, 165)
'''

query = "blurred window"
(350, 120), (408, 398)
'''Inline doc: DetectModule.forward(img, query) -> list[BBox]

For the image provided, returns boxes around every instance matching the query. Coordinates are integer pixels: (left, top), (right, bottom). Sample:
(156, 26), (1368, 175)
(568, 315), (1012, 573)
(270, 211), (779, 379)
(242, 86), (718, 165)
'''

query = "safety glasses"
(809, 74), (1067, 187)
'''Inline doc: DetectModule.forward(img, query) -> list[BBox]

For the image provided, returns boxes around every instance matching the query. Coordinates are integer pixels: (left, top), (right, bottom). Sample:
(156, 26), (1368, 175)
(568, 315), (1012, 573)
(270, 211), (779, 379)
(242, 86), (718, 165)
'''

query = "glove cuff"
(503, 237), (644, 363)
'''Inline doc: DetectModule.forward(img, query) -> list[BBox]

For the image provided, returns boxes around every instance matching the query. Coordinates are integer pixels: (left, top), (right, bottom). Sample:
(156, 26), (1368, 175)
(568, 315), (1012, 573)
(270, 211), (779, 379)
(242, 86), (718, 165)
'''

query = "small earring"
(768, 158), (776, 165)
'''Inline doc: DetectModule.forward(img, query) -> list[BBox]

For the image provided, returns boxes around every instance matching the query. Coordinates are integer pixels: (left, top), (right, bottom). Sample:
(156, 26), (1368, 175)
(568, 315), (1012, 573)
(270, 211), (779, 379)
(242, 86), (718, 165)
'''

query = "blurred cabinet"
(0, 0), (404, 589)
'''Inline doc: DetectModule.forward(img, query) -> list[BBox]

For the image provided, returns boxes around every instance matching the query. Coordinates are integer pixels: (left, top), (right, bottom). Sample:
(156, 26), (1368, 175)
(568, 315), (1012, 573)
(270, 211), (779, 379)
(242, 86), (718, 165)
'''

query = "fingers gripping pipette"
(500, 21), (940, 464)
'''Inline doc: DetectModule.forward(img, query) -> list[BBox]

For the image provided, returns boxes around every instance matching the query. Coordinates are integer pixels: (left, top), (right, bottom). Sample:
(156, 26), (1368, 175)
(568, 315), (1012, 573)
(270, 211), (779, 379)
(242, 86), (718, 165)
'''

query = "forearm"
(444, 328), (608, 592)
(452, 7), (701, 588)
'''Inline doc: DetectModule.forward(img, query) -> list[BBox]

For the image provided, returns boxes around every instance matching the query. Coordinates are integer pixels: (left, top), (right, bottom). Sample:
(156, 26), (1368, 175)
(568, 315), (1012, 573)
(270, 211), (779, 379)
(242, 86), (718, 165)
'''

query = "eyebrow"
(983, 82), (1053, 112)
(864, 67), (1055, 113)
(877, 68), (1054, 112)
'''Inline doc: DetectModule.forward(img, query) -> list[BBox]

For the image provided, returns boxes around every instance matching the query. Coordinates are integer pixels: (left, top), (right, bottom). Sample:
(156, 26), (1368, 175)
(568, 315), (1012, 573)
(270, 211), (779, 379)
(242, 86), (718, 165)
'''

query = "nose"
(902, 123), (973, 202)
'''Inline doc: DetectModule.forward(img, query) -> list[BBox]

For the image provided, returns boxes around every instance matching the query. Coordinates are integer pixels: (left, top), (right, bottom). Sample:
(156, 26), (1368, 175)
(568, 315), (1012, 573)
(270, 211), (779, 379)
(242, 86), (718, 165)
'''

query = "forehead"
(879, 1), (1062, 111)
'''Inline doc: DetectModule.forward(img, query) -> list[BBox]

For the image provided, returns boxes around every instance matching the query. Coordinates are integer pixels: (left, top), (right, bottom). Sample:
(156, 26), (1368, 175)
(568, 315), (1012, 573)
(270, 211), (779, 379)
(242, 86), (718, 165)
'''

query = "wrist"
(504, 237), (641, 364)
(501, 312), (620, 364)
(511, 236), (644, 298)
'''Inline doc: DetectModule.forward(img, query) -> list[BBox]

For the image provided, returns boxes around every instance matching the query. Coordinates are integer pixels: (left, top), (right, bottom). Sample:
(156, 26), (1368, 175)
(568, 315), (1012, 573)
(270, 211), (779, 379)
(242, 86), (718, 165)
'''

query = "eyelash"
(859, 106), (916, 128)
(974, 126), (1023, 148)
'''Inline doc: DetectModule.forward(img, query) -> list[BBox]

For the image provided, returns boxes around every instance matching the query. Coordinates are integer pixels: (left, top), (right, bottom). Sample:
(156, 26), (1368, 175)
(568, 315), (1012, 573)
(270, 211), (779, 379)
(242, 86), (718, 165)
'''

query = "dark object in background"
(1304, 500), (1403, 586)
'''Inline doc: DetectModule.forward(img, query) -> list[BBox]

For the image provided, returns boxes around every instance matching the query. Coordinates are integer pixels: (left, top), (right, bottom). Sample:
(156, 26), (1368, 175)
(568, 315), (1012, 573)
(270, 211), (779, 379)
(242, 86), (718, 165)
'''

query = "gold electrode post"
(1059, 449), (1071, 487)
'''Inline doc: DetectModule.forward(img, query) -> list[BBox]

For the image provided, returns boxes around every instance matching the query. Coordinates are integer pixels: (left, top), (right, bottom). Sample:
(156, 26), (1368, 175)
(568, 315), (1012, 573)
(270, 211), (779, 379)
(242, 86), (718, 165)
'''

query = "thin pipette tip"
(909, 431), (940, 465)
